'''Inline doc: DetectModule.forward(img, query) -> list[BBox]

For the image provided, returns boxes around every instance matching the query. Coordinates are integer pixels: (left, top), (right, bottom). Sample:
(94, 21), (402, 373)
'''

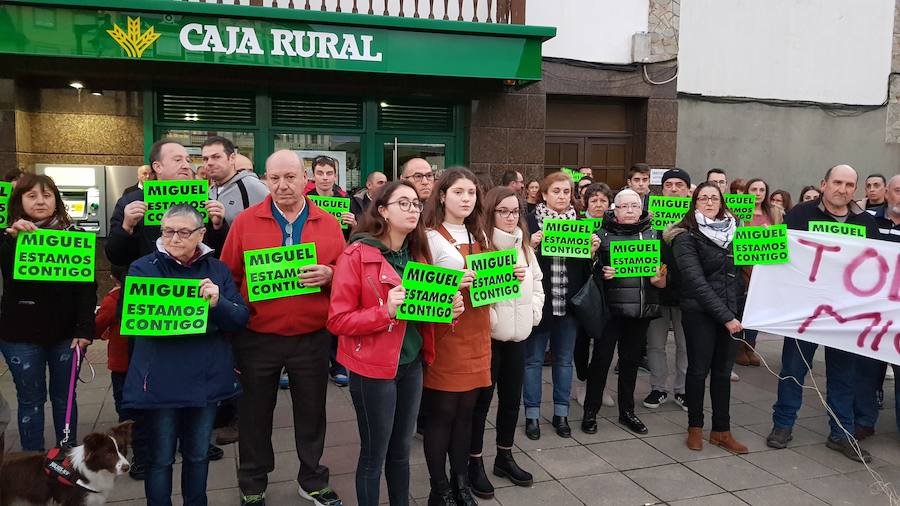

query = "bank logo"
(107, 17), (160, 58)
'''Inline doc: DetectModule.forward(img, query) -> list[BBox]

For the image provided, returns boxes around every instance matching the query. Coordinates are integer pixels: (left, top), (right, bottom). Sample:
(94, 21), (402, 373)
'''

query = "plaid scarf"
(536, 203), (578, 316)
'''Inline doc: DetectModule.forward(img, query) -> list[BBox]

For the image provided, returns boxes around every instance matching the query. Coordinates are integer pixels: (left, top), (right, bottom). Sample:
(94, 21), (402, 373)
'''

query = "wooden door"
(586, 138), (629, 190)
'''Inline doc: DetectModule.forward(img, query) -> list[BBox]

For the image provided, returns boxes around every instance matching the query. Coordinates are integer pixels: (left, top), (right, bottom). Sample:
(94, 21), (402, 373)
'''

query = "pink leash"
(60, 346), (81, 446)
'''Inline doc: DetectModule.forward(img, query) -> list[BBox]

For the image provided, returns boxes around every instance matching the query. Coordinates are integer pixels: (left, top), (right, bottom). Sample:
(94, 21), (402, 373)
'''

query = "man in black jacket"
(106, 140), (229, 267)
(767, 164), (877, 462)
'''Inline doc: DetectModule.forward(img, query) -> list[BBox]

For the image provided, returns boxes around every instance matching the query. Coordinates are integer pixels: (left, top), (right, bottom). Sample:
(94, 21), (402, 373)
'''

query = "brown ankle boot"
(745, 343), (761, 367)
(709, 431), (748, 454)
(687, 427), (703, 451)
(734, 345), (751, 366)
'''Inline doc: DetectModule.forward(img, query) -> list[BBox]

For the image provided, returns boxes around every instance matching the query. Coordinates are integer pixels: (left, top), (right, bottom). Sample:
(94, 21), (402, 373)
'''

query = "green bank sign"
(0, 0), (553, 80)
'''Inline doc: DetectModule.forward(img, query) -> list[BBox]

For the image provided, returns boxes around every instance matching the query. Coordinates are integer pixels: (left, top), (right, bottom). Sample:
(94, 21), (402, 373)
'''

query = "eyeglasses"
(312, 155), (337, 167)
(617, 204), (642, 210)
(697, 196), (721, 204)
(403, 172), (435, 183)
(284, 223), (294, 246)
(386, 199), (424, 213)
(495, 208), (520, 219)
(161, 226), (204, 239)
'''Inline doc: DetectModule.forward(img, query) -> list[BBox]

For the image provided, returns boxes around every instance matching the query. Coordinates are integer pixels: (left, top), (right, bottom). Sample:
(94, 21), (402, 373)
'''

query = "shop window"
(274, 133), (362, 192)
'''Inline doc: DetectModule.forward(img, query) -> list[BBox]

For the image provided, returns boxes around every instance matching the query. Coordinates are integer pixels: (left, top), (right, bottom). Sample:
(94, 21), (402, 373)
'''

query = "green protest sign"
(120, 277), (209, 336)
(397, 261), (463, 323)
(649, 196), (690, 230)
(244, 243), (320, 302)
(143, 180), (209, 226)
(808, 221), (866, 238)
(583, 217), (603, 232)
(308, 195), (351, 229)
(541, 219), (593, 258)
(724, 194), (756, 222)
(13, 229), (96, 282)
(610, 239), (661, 278)
(466, 249), (520, 307)
(733, 225), (789, 265)
(0, 182), (12, 228)
(561, 167), (585, 183)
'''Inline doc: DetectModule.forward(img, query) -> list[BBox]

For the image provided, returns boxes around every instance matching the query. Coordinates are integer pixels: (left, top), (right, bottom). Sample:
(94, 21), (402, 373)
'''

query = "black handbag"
(569, 276), (610, 337)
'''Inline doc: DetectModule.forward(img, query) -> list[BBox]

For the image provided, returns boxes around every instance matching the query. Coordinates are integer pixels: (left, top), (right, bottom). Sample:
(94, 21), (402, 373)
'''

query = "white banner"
(744, 230), (900, 365)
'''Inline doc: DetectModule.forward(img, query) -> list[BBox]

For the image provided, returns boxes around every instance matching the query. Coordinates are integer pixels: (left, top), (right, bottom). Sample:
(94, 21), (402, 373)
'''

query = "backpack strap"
(236, 178), (250, 209)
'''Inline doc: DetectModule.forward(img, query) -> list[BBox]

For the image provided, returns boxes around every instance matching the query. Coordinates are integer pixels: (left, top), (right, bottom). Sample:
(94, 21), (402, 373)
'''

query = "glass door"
(378, 135), (452, 181)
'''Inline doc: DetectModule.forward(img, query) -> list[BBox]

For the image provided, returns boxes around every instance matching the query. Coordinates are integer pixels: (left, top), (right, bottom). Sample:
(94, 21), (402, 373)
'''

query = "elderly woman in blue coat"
(123, 204), (249, 506)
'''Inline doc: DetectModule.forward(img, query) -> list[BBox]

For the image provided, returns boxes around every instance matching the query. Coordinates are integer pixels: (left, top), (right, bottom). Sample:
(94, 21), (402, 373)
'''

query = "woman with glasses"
(466, 187), (544, 498)
(523, 171), (600, 441)
(123, 204), (249, 505)
(328, 181), (461, 506)
(0, 173), (96, 452)
(583, 189), (665, 435)
(420, 167), (490, 506)
(667, 183), (747, 454)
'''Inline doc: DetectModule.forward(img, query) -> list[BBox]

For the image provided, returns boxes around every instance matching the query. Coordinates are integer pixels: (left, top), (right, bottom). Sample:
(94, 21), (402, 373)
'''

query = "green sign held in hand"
(808, 221), (866, 238)
(541, 219), (593, 258)
(144, 180), (209, 226)
(610, 239), (661, 277)
(561, 167), (585, 183)
(308, 195), (351, 229)
(0, 182), (12, 228)
(733, 225), (789, 265)
(466, 249), (520, 307)
(13, 229), (96, 282)
(724, 194), (756, 222)
(583, 216), (603, 232)
(120, 277), (209, 336)
(649, 196), (690, 230)
(244, 243), (320, 302)
(397, 262), (463, 323)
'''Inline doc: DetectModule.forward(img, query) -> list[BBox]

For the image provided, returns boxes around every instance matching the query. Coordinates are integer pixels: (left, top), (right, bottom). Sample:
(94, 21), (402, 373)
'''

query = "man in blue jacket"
(766, 164), (878, 462)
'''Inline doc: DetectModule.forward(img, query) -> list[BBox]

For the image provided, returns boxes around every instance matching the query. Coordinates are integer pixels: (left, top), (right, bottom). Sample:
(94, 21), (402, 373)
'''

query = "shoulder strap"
(236, 179), (250, 209)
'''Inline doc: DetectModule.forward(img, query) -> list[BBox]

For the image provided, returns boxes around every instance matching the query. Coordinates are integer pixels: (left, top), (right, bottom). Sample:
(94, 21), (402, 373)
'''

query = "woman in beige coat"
(467, 186), (545, 499)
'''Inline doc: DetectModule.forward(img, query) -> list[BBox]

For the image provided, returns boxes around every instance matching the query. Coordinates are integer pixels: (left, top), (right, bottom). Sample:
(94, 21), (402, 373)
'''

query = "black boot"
(552, 415), (571, 438)
(493, 448), (533, 486)
(581, 408), (599, 434)
(525, 418), (540, 440)
(428, 479), (458, 506)
(467, 456), (494, 499)
(451, 474), (478, 506)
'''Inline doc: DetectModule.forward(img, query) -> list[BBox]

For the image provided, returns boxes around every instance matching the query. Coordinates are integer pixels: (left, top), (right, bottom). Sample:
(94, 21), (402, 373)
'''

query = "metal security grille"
(157, 93), (255, 125)
(272, 97), (363, 130)
(378, 102), (453, 132)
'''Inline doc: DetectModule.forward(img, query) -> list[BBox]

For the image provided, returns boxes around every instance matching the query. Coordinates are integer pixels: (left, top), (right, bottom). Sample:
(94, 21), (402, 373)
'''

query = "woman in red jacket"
(327, 181), (463, 506)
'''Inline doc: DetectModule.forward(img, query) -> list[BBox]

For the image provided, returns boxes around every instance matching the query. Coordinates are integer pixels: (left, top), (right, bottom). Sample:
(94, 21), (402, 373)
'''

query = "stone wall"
(886, 1), (900, 143)
(648, 0), (680, 63)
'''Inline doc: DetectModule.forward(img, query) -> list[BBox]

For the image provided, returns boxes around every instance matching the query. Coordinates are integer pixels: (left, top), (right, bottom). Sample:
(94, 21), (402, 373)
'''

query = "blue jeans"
(144, 404), (218, 506)
(524, 313), (577, 418)
(349, 357), (422, 506)
(772, 338), (857, 441)
(0, 339), (77, 451)
(854, 357), (898, 430)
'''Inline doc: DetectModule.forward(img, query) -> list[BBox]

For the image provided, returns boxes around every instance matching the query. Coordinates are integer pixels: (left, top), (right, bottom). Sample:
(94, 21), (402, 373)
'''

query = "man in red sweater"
(221, 150), (346, 506)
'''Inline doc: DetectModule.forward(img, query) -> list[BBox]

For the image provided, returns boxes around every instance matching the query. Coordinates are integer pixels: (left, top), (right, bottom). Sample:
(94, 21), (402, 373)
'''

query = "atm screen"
(60, 191), (87, 219)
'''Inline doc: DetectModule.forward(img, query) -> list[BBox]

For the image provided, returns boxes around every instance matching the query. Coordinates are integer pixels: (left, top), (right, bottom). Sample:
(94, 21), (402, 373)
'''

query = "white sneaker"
(603, 389), (615, 407)
(573, 380), (586, 407)
(730, 371), (740, 382)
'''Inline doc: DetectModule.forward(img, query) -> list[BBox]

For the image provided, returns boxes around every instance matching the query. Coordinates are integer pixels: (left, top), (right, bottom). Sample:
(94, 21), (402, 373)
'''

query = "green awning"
(0, 0), (556, 80)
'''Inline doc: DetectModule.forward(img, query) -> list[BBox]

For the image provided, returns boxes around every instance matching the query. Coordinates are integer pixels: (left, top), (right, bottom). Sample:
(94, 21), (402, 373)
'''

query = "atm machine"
(35, 164), (108, 236)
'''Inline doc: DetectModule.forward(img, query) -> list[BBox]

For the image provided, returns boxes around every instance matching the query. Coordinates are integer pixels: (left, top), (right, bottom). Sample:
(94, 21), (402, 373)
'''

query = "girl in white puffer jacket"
(467, 186), (545, 499)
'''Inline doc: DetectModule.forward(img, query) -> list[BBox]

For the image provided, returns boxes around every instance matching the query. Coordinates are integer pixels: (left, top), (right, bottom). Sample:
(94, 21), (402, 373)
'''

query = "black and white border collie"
(0, 421), (133, 506)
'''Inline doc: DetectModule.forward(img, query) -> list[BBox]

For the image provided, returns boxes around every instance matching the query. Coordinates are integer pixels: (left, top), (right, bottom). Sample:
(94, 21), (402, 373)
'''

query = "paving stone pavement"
(2, 335), (897, 505)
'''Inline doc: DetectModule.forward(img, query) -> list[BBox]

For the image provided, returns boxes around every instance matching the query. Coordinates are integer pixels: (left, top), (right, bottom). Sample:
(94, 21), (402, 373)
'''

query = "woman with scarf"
(582, 189), (665, 436)
(524, 171), (599, 441)
(666, 182), (748, 454)
(0, 173), (96, 452)
(328, 180), (463, 506)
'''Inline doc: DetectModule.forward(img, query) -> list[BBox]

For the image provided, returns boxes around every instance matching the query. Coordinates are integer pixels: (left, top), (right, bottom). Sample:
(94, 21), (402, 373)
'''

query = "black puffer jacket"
(595, 210), (660, 319)
(666, 225), (743, 324)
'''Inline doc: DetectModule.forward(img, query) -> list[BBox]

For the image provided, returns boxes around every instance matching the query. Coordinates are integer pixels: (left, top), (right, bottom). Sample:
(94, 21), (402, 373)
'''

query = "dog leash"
(60, 345), (81, 446)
